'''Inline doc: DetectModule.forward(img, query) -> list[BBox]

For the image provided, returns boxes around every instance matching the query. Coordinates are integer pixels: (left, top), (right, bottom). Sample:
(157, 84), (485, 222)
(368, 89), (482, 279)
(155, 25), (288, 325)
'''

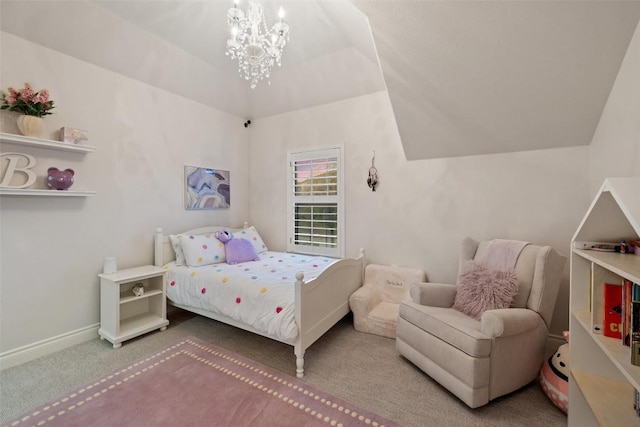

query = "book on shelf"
(623, 279), (633, 346)
(603, 283), (623, 339)
(591, 264), (603, 334)
(632, 298), (640, 366)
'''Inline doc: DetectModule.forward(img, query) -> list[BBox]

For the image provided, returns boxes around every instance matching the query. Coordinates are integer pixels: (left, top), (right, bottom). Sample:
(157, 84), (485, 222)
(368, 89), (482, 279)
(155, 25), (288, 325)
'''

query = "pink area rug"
(3, 337), (398, 427)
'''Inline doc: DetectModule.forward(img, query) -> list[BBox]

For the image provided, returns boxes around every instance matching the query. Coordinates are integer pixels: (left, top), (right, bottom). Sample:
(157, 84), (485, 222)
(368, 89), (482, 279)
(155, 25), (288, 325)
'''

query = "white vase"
(16, 115), (44, 137)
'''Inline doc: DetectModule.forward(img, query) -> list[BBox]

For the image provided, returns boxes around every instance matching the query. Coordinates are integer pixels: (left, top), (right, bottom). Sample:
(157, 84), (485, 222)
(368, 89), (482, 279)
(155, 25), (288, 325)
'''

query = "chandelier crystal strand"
(226, 0), (289, 89)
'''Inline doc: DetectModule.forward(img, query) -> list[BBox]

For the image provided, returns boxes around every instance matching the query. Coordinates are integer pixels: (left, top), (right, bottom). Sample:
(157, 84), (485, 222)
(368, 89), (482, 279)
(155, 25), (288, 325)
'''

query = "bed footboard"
(293, 249), (365, 377)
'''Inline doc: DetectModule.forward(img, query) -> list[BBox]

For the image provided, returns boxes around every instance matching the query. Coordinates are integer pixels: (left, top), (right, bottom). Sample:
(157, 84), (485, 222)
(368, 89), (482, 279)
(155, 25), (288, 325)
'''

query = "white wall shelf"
(0, 132), (96, 196)
(0, 188), (95, 197)
(0, 132), (96, 153)
(569, 177), (640, 426)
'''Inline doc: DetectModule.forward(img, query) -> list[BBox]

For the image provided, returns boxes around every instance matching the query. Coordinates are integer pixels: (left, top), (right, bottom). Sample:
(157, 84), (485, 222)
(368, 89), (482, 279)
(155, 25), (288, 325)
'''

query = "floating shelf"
(0, 188), (96, 197)
(1, 132), (96, 196)
(0, 132), (96, 153)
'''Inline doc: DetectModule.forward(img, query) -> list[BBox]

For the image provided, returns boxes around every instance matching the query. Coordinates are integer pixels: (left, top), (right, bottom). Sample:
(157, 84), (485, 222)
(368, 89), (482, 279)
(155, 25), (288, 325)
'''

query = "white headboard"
(154, 222), (248, 267)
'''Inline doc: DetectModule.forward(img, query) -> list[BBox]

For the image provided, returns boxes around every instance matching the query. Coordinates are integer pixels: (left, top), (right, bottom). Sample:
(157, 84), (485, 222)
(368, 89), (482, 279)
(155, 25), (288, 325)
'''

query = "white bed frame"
(154, 224), (364, 377)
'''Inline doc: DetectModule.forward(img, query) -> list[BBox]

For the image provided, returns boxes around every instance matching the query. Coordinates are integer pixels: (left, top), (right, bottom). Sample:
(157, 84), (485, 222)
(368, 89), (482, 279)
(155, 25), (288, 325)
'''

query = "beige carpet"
(0, 309), (567, 426)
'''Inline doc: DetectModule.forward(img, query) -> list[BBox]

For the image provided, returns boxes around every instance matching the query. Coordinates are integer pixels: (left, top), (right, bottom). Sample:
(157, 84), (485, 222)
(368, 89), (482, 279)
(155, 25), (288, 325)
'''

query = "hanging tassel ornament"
(367, 151), (378, 192)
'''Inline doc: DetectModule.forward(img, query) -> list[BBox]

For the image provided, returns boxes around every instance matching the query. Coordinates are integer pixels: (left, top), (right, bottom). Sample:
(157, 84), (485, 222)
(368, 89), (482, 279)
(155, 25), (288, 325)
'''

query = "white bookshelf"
(569, 177), (640, 426)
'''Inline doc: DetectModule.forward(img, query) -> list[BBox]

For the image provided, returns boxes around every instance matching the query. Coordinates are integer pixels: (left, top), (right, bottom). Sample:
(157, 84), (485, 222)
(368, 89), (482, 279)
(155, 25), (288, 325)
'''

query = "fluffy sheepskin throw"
(452, 260), (518, 320)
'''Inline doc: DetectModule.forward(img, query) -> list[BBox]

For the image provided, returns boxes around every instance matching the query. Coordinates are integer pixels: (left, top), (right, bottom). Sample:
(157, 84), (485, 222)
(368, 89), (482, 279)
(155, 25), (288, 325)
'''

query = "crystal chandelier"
(226, 0), (290, 89)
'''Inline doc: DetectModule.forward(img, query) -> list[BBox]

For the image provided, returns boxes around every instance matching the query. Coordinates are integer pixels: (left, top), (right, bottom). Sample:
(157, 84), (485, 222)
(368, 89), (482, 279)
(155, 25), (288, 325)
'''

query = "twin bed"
(154, 224), (364, 377)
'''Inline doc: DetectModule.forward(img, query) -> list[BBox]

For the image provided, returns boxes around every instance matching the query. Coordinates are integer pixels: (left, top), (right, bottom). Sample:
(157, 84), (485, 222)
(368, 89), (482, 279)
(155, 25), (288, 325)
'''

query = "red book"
(603, 283), (623, 339)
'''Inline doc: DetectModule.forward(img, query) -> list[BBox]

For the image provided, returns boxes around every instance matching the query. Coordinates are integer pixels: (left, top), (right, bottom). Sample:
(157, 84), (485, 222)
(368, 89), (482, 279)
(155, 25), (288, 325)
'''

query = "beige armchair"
(396, 237), (566, 408)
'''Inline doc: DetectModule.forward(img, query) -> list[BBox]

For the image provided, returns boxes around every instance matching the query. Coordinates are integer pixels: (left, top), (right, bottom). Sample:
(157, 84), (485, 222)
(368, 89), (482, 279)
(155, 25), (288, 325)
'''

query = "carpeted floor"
(1, 309), (567, 426)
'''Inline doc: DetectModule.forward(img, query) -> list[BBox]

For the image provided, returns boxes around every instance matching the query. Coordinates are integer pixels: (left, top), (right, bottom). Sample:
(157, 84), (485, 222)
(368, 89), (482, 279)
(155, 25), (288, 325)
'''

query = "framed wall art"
(184, 165), (230, 210)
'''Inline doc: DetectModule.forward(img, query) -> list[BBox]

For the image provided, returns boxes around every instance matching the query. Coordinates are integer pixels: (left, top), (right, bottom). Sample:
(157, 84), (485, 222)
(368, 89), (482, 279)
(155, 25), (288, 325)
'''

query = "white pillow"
(236, 226), (268, 254)
(178, 234), (226, 267)
(169, 235), (187, 266)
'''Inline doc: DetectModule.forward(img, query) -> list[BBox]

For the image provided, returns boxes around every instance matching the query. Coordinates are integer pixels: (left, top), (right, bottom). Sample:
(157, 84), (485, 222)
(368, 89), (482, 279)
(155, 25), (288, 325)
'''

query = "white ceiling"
(0, 0), (385, 119)
(355, 0), (640, 159)
(91, 0), (386, 118)
(1, 0), (639, 159)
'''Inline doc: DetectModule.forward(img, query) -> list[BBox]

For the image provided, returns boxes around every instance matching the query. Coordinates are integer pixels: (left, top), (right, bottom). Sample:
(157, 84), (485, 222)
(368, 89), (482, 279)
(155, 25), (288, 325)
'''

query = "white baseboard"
(0, 324), (99, 370)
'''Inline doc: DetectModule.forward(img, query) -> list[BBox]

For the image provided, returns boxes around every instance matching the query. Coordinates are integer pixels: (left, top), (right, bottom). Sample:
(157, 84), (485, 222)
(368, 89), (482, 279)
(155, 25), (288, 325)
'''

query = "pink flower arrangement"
(1, 82), (55, 117)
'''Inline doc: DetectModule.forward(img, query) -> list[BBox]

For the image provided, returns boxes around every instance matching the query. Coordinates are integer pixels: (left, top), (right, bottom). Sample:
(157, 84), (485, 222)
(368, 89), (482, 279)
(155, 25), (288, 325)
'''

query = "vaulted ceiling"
(2, 1), (639, 159)
(355, 1), (640, 159)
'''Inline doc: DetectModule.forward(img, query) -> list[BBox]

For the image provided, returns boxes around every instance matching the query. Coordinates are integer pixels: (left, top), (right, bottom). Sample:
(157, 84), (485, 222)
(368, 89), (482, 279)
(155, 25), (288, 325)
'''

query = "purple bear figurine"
(215, 228), (259, 265)
(47, 167), (74, 190)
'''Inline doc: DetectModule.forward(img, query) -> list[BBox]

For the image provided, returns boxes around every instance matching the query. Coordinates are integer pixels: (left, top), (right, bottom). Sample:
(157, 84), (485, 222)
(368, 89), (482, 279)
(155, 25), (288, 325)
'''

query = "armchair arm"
(480, 308), (544, 338)
(409, 282), (457, 307)
(348, 286), (382, 316)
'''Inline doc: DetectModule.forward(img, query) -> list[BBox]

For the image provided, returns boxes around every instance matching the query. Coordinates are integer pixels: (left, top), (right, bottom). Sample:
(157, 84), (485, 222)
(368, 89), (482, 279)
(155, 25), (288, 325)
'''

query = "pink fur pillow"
(452, 261), (518, 320)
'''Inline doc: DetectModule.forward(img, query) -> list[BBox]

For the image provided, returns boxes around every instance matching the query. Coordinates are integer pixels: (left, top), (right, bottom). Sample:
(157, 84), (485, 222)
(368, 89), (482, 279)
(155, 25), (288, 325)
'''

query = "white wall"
(589, 20), (640, 193)
(3, 18), (636, 361)
(248, 91), (589, 337)
(0, 33), (249, 356)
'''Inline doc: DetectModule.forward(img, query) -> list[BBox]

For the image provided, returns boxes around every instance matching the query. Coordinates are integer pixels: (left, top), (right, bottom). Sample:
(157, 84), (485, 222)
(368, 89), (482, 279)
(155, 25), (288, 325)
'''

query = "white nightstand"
(98, 265), (169, 348)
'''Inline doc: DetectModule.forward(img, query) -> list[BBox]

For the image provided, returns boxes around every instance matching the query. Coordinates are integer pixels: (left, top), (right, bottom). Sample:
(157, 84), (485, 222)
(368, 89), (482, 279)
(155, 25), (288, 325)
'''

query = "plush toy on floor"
(215, 228), (259, 264)
(540, 330), (569, 414)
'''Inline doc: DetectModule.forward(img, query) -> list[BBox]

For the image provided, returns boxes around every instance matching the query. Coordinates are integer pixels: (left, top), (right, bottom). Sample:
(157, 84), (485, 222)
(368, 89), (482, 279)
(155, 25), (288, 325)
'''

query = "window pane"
(294, 157), (338, 196)
(293, 203), (337, 248)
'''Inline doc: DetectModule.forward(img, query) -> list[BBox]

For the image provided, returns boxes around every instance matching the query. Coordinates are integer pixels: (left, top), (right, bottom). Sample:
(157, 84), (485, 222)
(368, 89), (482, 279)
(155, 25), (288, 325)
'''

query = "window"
(287, 146), (344, 258)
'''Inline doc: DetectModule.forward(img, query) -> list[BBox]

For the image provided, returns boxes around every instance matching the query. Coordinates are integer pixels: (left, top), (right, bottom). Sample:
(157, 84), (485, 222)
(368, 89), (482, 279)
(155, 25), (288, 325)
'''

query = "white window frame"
(287, 145), (344, 258)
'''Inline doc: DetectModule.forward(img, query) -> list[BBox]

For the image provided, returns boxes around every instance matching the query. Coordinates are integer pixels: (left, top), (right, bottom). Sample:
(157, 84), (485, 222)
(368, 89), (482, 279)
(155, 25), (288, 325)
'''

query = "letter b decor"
(0, 152), (37, 188)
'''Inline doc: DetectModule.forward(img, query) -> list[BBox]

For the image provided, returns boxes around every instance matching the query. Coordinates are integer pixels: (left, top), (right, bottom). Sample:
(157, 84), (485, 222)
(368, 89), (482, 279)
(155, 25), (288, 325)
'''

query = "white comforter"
(165, 251), (337, 342)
